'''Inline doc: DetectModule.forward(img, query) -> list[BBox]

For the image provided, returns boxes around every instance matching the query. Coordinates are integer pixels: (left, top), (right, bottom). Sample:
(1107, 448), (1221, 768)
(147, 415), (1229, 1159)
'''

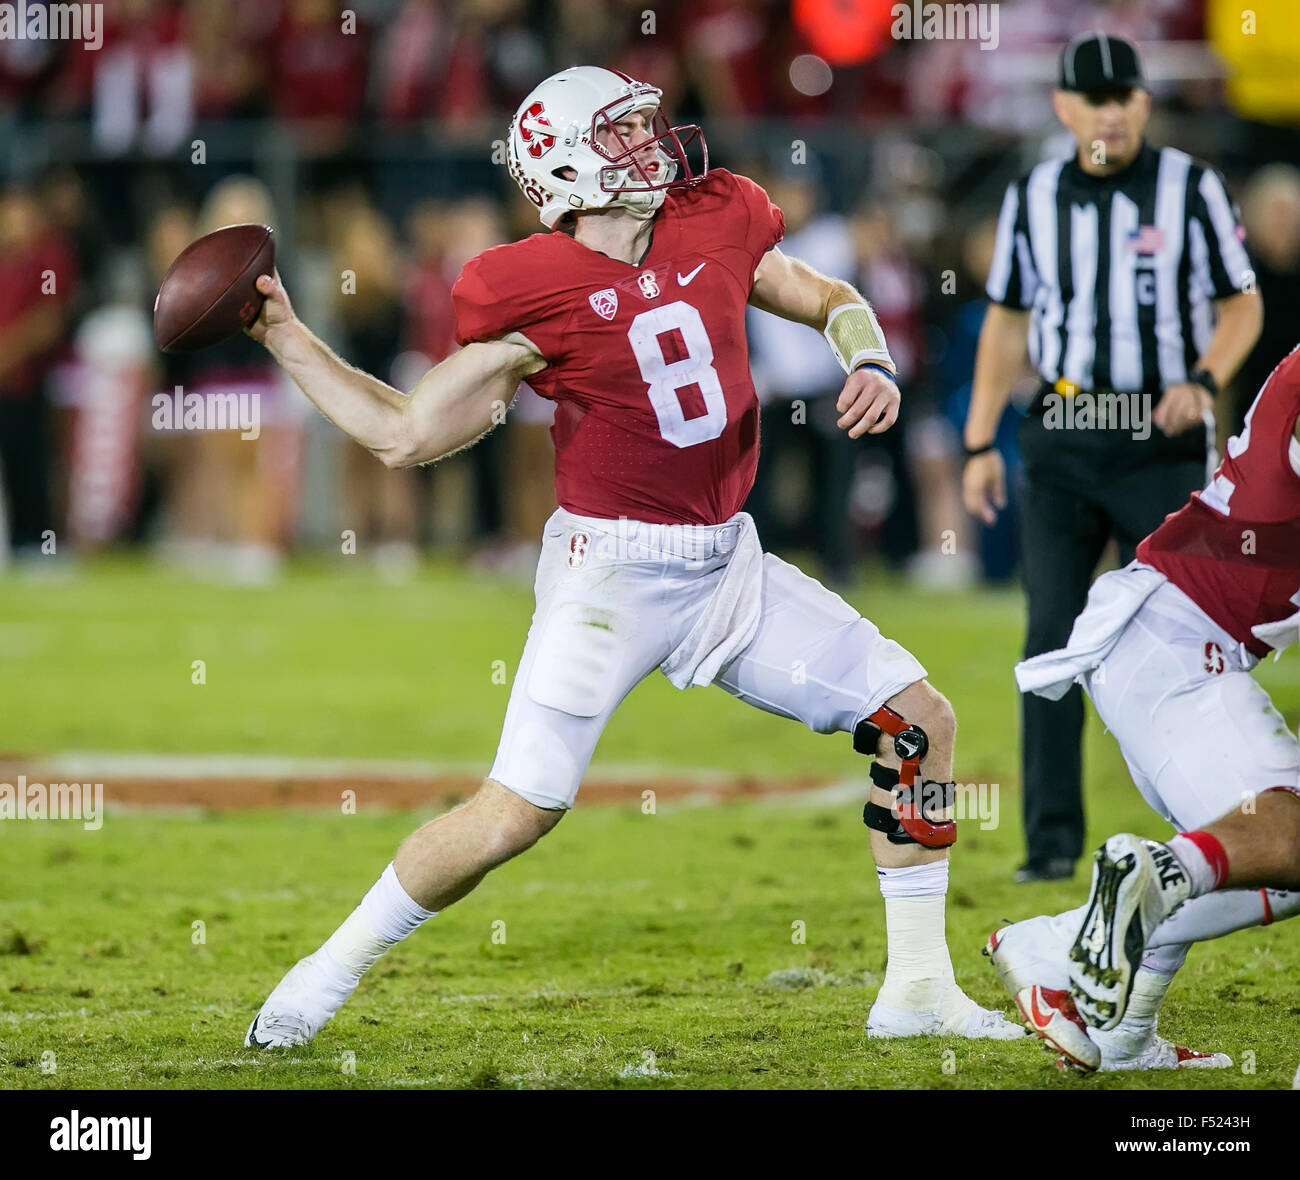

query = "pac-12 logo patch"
(1203, 641), (1225, 675)
(568, 532), (589, 568)
(588, 288), (618, 320)
(637, 270), (660, 299)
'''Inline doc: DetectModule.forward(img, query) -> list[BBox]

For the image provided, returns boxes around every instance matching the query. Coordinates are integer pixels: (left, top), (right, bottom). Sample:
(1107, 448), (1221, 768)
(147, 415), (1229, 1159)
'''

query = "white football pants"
(489, 508), (927, 810)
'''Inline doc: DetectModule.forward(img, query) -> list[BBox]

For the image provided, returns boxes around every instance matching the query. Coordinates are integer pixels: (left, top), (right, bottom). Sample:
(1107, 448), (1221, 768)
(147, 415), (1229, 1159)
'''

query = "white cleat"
(984, 918), (1069, 996)
(245, 1010), (314, 1049)
(1095, 1031), (1232, 1072)
(1068, 834), (1189, 1031)
(962, 1004), (1033, 1040)
(245, 952), (351, 1050)
(866, 991), (1028, 1040)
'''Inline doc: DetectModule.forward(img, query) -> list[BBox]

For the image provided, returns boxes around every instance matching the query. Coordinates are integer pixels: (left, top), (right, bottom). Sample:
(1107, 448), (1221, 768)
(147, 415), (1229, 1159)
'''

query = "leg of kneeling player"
(711, 554), (1023, 1040)
(998, 603), (1300, 1065)
(1150, 788), (1300, 896)
(1076, 619), (1300, 1043)
(1059, 788), (1300, 1045)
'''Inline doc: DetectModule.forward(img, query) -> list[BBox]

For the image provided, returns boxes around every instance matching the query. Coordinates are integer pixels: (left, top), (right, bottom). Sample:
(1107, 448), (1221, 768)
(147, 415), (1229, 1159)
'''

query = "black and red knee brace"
(854, 705), (957, 848)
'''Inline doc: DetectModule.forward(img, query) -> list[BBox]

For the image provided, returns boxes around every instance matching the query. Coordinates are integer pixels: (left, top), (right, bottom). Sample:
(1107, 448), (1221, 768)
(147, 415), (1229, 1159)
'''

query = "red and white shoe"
(1092, 1020), (1232, 1072)
(1014, 984), (1101, 1071)
(1102, 1041), (1232, 1071)
(985, 917), (1228, 1072)
(986, 919), (1099, 1069)
(1047, 1044), (1231, 1071)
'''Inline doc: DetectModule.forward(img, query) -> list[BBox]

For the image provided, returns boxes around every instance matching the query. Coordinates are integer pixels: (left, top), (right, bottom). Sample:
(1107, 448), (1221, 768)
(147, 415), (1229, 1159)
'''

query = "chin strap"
(855, 705), (957, 848)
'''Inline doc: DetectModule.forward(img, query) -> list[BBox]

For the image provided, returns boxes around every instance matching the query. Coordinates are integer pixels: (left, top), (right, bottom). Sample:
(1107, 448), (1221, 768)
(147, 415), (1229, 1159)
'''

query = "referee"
(961, 34), (1262, 883)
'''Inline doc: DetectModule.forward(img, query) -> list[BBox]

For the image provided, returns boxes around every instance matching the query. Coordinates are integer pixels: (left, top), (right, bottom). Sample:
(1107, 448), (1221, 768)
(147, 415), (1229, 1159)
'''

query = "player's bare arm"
(247, 271), (545, 469)
(750, 247), (901, 438)
(962, 304), (1030, 525)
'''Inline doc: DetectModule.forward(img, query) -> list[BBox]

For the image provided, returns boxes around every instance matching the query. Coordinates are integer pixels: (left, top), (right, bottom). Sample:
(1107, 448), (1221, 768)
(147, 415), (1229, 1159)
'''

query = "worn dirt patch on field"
(0, 755), (832, 811)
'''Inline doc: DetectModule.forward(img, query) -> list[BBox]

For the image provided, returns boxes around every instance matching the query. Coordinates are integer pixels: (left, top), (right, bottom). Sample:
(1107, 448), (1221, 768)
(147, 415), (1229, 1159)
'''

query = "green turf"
(0, 554), (1040, 776)
(0, 557), (1297, 1089)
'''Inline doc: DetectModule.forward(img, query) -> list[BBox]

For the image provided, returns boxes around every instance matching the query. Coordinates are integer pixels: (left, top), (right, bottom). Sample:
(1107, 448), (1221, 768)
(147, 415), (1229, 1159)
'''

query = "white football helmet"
(506, 65), (707, 228)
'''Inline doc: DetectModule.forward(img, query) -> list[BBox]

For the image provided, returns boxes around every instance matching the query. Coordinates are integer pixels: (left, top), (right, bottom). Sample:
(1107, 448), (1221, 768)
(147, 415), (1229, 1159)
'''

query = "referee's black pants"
(1017, 408), (1208, 865)
(0, 391), (55, 553)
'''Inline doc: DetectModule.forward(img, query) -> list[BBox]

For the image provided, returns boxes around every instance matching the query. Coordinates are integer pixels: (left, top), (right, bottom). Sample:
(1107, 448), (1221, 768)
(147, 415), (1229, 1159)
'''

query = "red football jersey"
(452, 169), (785, 525)
(1138, 346), (1300, 655)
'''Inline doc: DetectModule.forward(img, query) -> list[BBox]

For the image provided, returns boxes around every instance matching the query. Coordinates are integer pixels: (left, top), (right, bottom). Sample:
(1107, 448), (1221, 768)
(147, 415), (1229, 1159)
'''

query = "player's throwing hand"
(246, 271), (297, 348)
(836, 366), (900, 437)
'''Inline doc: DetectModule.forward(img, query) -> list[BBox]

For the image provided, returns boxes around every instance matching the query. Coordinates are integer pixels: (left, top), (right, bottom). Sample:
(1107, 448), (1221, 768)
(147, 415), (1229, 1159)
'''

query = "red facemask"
(589, 100), (708, 195)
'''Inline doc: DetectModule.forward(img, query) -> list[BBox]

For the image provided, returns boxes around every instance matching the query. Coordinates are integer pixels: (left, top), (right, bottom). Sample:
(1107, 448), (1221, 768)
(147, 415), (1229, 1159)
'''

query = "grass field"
(1, 556), (1297, 1089)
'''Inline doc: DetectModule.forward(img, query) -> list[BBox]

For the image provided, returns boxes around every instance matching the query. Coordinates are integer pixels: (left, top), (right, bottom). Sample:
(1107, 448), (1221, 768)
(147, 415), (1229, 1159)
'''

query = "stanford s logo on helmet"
(519, 101), (556, 159)
(506, 65), (708, 228)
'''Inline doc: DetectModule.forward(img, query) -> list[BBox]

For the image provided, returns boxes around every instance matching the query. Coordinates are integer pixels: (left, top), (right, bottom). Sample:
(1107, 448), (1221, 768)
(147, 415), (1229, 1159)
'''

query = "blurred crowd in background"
(2, 0), (1299, 584)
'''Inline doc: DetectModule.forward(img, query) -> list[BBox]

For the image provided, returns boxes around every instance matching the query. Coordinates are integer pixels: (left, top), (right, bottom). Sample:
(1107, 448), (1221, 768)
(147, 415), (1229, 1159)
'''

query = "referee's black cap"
(1058, 33), (1145, 93)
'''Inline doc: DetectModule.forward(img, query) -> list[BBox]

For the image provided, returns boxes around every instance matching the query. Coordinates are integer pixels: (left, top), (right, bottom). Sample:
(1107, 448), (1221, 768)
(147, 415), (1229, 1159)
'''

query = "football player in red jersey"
(240, 66), (1024, 1050)
(990, 345), (1300, 1072)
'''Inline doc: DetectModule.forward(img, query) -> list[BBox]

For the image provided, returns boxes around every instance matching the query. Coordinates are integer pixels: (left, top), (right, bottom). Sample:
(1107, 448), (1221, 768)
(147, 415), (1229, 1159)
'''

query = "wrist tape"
(824, 302), (894, 375)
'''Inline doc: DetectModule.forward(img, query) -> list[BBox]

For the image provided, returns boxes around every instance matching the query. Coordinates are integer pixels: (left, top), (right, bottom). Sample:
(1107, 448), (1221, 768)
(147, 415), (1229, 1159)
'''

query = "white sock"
(357, 862), (438, 943)
(1165, 833), (1223, 898)
(876, 860), (963, 1012)
(293, 864), (436, 1019)
(1125, 967), (1176, 1024)
(1094, 965), (1178, 1055)
(878, 859), (950, 899)
(325, 862), (436, 972)
(1149, 888), (1300, 945)
(1139, 941), (1189, 978)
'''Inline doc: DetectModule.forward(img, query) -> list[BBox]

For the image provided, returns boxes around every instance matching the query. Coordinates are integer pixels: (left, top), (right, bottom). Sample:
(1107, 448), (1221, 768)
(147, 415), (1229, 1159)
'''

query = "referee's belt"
(1030, 377), (1159, 414)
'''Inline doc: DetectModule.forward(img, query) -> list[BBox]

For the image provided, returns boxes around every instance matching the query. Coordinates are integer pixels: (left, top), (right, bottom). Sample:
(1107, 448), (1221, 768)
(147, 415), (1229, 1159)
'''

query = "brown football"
(153, 223), (275, 353)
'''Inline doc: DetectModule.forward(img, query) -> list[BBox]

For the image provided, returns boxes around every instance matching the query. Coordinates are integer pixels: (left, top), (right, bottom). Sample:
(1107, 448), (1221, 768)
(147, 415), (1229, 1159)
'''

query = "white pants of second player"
(1079, 571), (1300, 832)
(490, 507), (927, 810)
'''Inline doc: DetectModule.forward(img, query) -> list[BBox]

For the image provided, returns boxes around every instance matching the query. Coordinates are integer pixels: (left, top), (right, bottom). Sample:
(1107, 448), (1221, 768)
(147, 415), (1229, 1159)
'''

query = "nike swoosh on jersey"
(676, 262), (706, 286)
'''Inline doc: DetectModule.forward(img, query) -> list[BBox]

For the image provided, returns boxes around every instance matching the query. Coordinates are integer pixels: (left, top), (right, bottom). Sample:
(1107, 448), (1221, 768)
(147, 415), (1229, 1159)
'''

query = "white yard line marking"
(1, 985), (669, 1030)
(0, 1007), (156, 1023)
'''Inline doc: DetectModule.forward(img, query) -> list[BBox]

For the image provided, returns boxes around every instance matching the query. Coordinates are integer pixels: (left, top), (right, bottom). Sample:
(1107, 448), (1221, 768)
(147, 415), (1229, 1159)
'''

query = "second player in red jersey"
(1009, 345), (1300, 1070)
(1138, 345), (1300, 654)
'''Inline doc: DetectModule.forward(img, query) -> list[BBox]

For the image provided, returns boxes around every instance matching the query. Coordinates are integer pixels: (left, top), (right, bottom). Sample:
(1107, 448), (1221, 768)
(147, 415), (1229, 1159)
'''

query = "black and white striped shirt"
(986, 143), (1253, 394)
